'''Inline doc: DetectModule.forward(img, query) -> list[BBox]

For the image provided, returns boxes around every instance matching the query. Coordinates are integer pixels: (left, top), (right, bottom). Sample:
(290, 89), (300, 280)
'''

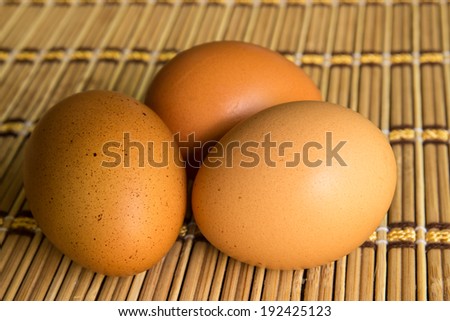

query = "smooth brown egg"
(192, 101), (396, 270)
(146, 41), (321, 167)
(23, 91), (186, 276)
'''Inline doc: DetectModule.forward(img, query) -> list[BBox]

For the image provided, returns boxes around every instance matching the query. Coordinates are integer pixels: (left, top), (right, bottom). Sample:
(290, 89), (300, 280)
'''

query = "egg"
(145, 41), (321, 168)
(192, 101), (396, 270)
(23, 91), (186, 276)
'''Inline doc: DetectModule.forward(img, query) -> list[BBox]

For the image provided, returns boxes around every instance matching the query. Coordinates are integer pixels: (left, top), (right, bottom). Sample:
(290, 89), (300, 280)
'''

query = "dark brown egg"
(146, 41), (322, 170)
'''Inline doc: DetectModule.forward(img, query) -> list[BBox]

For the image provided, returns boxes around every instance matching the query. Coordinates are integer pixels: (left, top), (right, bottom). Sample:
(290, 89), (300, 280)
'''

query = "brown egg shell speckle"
(23, 90), (186, 276)
(192, 101), (397, 270)
(146, 41), (322, 165)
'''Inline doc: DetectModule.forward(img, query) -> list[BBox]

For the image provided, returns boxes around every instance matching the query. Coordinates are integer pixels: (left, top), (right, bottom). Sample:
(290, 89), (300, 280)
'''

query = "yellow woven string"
(128, 51), (152, 62)
(331, 55), (353, 65)
(426, 230), (450, 244)
(179, 225), (188, 237)
(158, 51), (178, 62)
(208, 0), (231, 3)
(261, 0), (284, 4)
(15, 51), (38, 62)
(0, 51), (9, 61)
(360, 54), (383, 64)
(369, 231), (377, 242)
(389, 0), (438, 3)
(422, 129), (449, 142)
(54, 0), (76, 4)
(155, 0), (177, 3)
(286, 0), (307, 4)
(78, 0), (99, 4)
(309, 0), (332, 4)
(420, 53), (444, 64)
(138, 51), (443, 65)
(440, 231), (450, 243)
(98, 50), (123, 61)
(389, 129), (415, 142)
(0, 122), (27, 133)
(10, 217), (38, 231)
(387, 227), (416, 242)
(3, 49), (447, 65)
(301, 54), (324, 65)
(391, 53), (413, 64)
(43, 50), (66, 61)
(234, 0), (254, 4)
(71, 50), (94, 61)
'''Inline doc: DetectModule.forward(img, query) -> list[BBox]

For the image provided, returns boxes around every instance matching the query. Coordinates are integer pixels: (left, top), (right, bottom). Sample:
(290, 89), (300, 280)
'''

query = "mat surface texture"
(0, 0), (449, 301)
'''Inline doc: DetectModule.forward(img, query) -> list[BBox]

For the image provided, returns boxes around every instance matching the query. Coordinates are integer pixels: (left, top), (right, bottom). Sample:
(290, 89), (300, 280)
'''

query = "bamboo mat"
(0, 0), (449, 301)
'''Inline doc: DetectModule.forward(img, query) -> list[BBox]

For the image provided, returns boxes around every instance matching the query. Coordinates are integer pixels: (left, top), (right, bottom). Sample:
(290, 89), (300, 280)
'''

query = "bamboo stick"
(303, 266), (320, 300)
(276, 270), (293, 300)
(249, 266), (265, 301)
(345, 250), (361, 300)
(0, 235), (31, 300)
(360, 248), (375, 300)
(409, 0), (428, 301)
(97, 277), (120, 301)
(29, 243), (64, 300)
(194, 243), (219, 300)
(167, 235), (194, 300)
(110, 276), (134, 301)
(278, 3), (304, 52)
(318, 262), (334, 300)
(151, 240), (183, 300)
(219, 257), (241, 300)
(261, 269), (279, 301)
(233, 262), (254, 300)
(290, 269), (304, 301)
(70, 269), (96, 301)
(208, 251), (228, 300)
(10, 234), (51, 300)
(54, 262), (83, 300)
(136, 257), (165, 300)
(84, 274), (105, 301)
(127, 272), (147, 301)
(44, 256), (72, 300)
(179, 241), (208, 300)
(333, 258), (346, 300)
(3, 232), (43, 300)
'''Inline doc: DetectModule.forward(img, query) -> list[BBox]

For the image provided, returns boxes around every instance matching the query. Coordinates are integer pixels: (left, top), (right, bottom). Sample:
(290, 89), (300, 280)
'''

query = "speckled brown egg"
(23, 91), (186, 276)
(145, 41), (321, 165)
(192, 101), (396, 270)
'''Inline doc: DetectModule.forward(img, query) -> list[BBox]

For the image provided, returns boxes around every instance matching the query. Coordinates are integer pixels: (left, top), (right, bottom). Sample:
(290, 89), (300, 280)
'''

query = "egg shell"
(146, 41), (322, 164)
(23, 91), (186, 276)
(192, 101), (397, 270)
